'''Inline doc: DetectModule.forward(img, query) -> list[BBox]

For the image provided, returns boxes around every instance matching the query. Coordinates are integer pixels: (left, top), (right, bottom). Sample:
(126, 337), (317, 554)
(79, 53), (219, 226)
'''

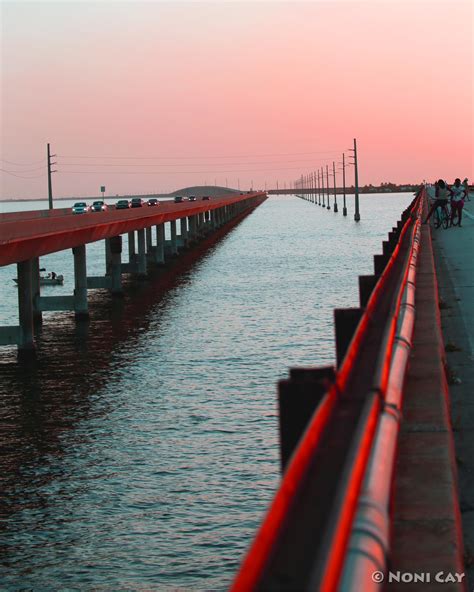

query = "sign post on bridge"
(101, 186), (106, 201)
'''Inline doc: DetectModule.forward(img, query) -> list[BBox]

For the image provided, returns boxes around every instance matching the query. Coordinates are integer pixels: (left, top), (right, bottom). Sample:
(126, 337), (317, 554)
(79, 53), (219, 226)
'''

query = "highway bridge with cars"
(0, 191), (267, 351)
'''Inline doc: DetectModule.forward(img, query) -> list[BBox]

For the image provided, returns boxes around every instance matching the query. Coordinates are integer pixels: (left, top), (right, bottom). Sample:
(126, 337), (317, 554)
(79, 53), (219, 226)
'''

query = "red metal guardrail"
(231, 188), (424, 591)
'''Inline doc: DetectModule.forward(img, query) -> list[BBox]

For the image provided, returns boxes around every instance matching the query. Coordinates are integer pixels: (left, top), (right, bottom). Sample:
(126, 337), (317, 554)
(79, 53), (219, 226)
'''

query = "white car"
(72, 202), (90, 214)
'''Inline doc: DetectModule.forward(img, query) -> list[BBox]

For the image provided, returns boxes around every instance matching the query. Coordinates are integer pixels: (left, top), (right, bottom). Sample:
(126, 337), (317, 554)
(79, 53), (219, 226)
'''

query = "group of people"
(424, 177), (470, 227)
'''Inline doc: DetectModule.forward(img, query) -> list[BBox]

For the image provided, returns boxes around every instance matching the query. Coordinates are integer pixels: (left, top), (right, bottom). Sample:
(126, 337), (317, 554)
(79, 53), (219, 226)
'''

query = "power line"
(56, 165), (331, 174)
(56, 157), (343, 168)
(1, 158), (46, 166)
(57, 149), (342, 160)
(1, 168), (46, 179)
(0, 165), (46, 173)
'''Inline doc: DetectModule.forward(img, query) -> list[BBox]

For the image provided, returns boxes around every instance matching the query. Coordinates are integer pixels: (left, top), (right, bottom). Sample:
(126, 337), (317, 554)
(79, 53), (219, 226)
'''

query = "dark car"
(131, 197), (145, 208)
(202, 195), (210, 201)
(147, 198), (159, 206)
(116, 199), (130, 209)
(174, 196), (184, 203)
(189, 195), (197, 202)
(91, 200), (108, 212)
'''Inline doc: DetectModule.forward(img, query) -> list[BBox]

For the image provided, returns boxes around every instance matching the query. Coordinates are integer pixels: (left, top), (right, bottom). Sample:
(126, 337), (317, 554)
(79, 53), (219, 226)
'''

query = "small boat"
(13, 274), (64, 286)
(40, 274), (64, 285)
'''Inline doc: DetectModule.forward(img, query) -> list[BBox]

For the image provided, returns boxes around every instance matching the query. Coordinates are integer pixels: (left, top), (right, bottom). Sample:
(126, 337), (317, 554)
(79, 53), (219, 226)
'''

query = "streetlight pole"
(333, 161), (338, 213)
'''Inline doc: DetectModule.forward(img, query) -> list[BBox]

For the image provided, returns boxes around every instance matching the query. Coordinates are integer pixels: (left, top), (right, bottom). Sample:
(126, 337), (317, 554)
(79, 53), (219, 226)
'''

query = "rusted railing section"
(231, 188), (425, 591)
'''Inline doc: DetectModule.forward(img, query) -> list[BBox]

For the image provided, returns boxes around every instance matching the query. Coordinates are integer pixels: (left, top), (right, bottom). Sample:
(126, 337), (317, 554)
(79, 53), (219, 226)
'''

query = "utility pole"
(333, 161), (338, 212)
(47, 143), (57, 210)
(317, 169), (320, 205)
(353, 138), (360, 221)
(321, 167), (325, 207)
(326, 164), (330, 209)
(342, 152), (347, 216)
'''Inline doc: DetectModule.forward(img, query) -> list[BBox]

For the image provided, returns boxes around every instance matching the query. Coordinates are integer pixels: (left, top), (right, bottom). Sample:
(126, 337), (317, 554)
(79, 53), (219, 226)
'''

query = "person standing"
(449, 178), (467, 226)
(463, 178), (470, 201)
(423, 179), (449, 224)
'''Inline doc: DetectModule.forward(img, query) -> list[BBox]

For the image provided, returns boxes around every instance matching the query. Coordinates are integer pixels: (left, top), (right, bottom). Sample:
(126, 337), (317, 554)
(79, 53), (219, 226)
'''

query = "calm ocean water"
(0, 193), (412, 591)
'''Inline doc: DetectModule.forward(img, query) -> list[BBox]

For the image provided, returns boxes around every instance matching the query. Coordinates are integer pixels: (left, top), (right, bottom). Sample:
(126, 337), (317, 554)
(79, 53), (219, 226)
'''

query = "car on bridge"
(147, 198), (159, 206)
(174, 196), (184, 203)
(115, 199), (131, 210)
(202, 196), (210, 201)
(72, 202), (91, 214)
(91, 200), (108, 212)
(131, 197), (145, 208)
(189, 195), (197, 202)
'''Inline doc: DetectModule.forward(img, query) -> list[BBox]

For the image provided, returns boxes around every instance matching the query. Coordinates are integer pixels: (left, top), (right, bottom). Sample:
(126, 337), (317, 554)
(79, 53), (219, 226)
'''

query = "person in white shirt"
(449, 178), (467, 226)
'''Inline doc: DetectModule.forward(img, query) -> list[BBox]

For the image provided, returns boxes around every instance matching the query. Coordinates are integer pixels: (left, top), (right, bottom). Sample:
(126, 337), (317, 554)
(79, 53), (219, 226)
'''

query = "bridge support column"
(109, 236), (122, 295)
(210, 209), (217, 230)
(17, 259), (35, 351)
(128, 231), (136, 264)
(32, 257), (42, 325)
(137, 229), (147, 277)
(145, 227), (153, 264)
(73, 245), (89, 319)
(105, 238), (112, 275)
(155, 224), (165, 264)
(170, 220), (178, 255)
(180, 217), (188, 247)
(199, 212), (206, 235)
(189, 215), (198, 242)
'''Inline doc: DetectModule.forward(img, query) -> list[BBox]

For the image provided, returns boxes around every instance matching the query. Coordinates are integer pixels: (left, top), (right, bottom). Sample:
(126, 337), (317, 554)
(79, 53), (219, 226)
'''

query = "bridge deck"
(0, 193), (265, 266)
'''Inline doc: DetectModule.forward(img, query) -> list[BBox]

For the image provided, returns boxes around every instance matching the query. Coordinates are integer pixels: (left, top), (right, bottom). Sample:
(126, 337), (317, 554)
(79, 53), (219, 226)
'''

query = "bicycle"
(433, 201), (451, 229)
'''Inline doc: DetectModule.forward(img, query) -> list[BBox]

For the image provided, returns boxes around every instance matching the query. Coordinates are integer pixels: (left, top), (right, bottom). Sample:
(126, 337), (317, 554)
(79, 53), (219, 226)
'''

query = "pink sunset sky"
(1, 0), (472, 199)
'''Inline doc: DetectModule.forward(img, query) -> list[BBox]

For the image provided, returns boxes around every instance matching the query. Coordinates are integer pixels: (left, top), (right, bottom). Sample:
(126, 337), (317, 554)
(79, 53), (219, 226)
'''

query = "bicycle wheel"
(442, 210), (450, 229)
